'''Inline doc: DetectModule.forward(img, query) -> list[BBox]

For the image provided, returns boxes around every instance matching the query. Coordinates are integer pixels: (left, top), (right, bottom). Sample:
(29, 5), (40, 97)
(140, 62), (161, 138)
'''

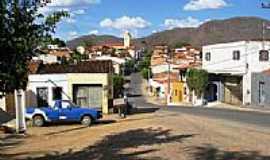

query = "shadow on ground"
(18, 127), (194, 160)
(191, 144), (270, 160)
(130, 107), (160, 115)
(0, 134), (25, 159)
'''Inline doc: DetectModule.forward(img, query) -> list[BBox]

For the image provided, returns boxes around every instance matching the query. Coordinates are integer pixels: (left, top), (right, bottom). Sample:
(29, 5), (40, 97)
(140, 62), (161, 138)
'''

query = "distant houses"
(32, 45), (72, 64)
(148, 44), (201, 104)
(87, 31), (137, 59)
(148, 40), (270, 108)
(203, 40), (270, 107)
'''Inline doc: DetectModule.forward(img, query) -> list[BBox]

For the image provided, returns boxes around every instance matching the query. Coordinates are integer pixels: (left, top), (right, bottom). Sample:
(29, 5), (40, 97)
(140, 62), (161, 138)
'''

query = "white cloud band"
(184, 0), (228, 11)
(100, 16), (151, 30)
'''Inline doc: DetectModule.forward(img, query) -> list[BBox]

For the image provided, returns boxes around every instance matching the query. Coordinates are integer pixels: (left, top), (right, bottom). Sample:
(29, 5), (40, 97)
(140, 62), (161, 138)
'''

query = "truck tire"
(81, 115), (92, 126)
(33, 115), (44, 127)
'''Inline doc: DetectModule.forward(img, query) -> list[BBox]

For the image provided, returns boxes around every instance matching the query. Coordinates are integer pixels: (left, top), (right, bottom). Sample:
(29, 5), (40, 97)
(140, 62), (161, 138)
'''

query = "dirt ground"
(1, 109), (270, 160)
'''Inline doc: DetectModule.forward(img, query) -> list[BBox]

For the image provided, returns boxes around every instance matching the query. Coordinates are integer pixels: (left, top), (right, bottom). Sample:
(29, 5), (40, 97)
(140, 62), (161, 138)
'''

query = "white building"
(95, 56), (126, 74)
(203, 41), (270, 105)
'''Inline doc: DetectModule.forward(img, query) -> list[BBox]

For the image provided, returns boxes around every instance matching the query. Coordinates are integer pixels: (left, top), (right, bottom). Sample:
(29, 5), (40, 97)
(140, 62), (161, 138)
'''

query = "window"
(57, 56), (61, 61)
(52, 87), (62, 100)
(205, 52), (211, 61)
(37, 87), (48, 107)
(259, 50), (269, 61)
(61, 100), (73, 109)
(233, 50), (240, 60)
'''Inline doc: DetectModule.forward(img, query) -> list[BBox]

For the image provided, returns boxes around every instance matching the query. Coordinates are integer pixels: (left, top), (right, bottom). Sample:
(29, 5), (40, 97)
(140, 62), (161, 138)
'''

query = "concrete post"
(15, 90), (26, 133)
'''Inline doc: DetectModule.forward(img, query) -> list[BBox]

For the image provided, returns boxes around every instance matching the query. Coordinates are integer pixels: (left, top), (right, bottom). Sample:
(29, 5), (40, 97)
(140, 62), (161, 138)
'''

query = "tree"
(141, 68), (151, 80)
(51, 38), (66, 47)
(0, 0), (68, 97)
(186, 69), (208, 97)
(123, 59), (135, 75)
(113, 75), (125, 98)
(173, 41), (190, 48)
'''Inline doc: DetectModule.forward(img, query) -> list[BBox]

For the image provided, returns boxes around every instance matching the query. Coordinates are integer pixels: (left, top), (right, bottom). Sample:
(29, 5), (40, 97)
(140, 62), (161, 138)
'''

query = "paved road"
(129, 73), (270, 129)
(166, 106), (270, 129)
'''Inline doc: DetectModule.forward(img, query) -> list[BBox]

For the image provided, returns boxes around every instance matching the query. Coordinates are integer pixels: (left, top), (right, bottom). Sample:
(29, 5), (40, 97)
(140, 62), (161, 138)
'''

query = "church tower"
(124, 31), (132, 48)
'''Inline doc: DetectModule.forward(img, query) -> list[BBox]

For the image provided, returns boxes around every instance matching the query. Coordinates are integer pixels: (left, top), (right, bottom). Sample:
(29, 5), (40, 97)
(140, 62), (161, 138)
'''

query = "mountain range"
(67, 17), (270, 49)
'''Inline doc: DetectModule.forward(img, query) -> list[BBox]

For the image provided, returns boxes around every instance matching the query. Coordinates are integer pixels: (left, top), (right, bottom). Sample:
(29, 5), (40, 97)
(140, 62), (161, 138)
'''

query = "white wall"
(151, 64), (179, 74)
(203, 41), (247, 74)
(33, 54), (58, 64)
(202, 41), (270, 105)
(27, 74), (69, 107)
(0, 97), (6, 111)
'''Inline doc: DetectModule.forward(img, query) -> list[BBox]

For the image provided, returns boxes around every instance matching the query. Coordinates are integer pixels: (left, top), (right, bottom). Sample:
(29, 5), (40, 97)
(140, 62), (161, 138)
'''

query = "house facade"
(203, 41), (270, 106)
(26, 61), (113, 114)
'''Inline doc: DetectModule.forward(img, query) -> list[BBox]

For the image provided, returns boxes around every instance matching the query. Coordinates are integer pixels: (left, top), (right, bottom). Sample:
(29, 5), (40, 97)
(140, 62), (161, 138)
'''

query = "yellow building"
(171, 81), (185, 104)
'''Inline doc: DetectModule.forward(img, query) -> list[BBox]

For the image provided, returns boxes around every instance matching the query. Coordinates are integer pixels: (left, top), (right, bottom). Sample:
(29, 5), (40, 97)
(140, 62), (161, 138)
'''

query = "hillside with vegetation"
(67, 17), (270, 49)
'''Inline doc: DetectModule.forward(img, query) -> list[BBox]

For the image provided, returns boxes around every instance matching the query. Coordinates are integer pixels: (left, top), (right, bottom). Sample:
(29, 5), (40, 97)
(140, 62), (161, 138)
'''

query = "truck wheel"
(33, 115), (44, 127)
(81, 115), (92, 126)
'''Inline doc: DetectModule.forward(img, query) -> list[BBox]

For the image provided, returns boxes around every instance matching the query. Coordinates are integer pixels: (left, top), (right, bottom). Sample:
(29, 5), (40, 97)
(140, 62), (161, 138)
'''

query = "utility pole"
(263, 21), (266, 50)
(167, 49), (172, 105)
(262, 2), (270, 49)
(15, 90), (26, 134)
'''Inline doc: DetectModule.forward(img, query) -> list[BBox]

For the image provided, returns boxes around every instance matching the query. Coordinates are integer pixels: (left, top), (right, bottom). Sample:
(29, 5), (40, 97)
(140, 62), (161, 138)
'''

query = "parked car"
(26, 100), (102, 127)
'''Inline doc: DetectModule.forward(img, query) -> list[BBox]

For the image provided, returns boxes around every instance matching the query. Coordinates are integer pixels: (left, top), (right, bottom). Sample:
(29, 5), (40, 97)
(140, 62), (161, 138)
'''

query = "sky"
(40, 0), (270, 41)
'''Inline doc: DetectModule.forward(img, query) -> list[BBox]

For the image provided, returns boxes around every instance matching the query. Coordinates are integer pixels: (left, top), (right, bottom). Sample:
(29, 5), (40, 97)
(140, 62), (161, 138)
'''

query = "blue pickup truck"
(26, 100), (102, 127)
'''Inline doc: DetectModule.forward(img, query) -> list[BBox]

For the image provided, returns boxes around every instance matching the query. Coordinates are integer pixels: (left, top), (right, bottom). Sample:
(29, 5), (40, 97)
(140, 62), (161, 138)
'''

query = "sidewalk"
(206, 102), (270, 114)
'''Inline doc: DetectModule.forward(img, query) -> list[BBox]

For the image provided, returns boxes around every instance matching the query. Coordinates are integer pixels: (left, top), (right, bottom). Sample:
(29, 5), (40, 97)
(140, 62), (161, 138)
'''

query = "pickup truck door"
(59, 107), (78, 121)
(45, 108), (60, 121)
(58, 101), (78, 121)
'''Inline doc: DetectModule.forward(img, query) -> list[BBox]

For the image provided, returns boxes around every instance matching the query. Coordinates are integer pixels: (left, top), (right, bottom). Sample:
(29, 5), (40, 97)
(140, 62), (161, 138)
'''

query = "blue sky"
(41, 0), (270, 41)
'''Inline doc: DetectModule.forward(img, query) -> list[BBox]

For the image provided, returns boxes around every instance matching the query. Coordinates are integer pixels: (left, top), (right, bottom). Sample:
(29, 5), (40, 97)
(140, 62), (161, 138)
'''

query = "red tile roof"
(29, 60), (113, 74)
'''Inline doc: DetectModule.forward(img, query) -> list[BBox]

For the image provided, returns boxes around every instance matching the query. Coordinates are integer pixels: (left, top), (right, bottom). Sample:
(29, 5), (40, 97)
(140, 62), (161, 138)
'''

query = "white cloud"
(89, 30), (99, 35)
(47, 0), (100, 7)
(100, 16), (151, 30)
(39, 1), (96, 14)
(73, 9), (86, 15)
(164, 17), (206, 29)
(68, 31), (79, 39)
(152, 30), (158, 34)
(183, 0), (228, 11)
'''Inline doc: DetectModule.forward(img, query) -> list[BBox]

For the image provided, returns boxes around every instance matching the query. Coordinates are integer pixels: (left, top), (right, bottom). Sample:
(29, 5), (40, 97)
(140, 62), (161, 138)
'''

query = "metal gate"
(74, 85), (102, 109)
(224, 76), (243, 105)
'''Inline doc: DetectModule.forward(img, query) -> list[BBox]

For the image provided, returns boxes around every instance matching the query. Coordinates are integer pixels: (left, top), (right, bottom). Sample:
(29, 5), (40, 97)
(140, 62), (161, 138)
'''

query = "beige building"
(1, 61), (114, 115)
(26, 61), (113, 114)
